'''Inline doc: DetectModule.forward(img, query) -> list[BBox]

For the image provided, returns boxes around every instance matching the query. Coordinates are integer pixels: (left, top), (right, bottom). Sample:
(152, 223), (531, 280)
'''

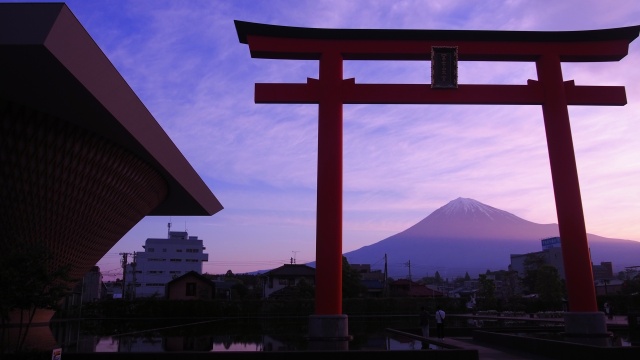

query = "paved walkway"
(424, 315), (630, 359)
(438, 337), (551, 360)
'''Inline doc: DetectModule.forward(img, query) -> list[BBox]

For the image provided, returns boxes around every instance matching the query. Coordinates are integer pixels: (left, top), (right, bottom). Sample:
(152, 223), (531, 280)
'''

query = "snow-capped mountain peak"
(436, 197), (520, 222)
(399, 197), (546, 239)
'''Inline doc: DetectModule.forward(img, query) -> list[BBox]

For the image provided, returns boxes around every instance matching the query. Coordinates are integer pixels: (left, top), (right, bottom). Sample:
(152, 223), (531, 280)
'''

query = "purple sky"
(14, 1), (640, 279)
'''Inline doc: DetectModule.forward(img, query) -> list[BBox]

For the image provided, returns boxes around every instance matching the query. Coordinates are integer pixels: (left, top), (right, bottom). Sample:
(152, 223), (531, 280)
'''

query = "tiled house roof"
(263, 264), (316, 277)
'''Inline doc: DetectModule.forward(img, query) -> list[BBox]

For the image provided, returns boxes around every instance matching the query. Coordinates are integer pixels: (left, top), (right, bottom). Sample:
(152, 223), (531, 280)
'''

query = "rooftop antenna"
(168, 217), (172, 238)
(292, 251), (299, 264)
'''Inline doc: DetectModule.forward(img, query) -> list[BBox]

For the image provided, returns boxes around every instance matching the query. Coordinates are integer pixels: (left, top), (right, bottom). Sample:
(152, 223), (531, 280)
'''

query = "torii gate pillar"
(236, 21), (640, 346)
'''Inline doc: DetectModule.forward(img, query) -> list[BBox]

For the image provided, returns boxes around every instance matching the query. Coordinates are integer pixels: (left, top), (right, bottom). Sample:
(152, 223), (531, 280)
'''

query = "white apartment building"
(124, 230), (208, 298)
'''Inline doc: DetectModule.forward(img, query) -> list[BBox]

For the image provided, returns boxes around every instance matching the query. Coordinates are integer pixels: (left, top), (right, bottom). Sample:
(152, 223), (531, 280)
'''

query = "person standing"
(419, 306), (430, 338)
(604, 302), (613, 320)
(435, 307), (446, 339)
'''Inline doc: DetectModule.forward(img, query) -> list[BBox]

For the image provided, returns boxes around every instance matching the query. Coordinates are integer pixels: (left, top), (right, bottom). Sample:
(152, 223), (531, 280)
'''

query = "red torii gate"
(236, 21), (639, 338)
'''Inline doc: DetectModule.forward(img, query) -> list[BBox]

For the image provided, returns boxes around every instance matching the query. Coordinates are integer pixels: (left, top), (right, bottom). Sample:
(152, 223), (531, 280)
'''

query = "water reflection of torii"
(235, 21), (640, 342)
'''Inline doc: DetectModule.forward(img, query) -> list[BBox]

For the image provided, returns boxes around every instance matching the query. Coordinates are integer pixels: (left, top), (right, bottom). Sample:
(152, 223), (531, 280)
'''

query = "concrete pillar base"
(563, 312), (610, 345)
(308, 314), (351, 350)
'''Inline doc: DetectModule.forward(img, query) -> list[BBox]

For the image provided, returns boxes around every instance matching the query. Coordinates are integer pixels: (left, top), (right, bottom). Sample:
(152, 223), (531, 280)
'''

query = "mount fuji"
(342, 197), (640, 280)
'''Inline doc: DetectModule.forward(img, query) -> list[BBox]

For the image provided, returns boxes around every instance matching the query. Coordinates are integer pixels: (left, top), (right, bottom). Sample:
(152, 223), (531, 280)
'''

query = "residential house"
(351, 263), (386, 297)
(262, 264), (315, 299)
(388, 279), (444, 297)
(166, 271), (215, 300)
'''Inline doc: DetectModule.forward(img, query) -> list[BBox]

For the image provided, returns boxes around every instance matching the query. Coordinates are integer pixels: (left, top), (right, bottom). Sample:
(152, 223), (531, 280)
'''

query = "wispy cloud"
(38, 0), (640, 276)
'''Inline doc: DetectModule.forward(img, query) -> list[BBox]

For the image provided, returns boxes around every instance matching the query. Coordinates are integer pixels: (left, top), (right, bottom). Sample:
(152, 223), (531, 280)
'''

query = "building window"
(186, 282), (196, 296)
(177, 249), (183, 252)
(170, 259), (182, 262)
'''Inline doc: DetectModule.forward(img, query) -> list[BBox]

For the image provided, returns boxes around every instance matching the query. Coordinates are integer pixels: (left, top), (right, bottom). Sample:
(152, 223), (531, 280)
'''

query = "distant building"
(594, 278), (624, 295)
(509, 237), (566, 280)
(510, 237), (615, 287)
(388, 279), (444, 298)
(64, 266), (104, 309)
(261, 264), (316, 299)
(541, 236), (562, 250)
(124, 230), (208, 298)
(212, 278), (236, 300)
(351, 264), (385, 281)
(592, 261), (614, 280)
(80, 266), (104, 303)
(351, 264), (386, 297)
(103, 281), (123, 299)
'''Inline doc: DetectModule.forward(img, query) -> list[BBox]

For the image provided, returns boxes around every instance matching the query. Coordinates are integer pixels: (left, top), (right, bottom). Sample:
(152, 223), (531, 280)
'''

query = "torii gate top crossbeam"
(236, 21), (639, 106)
(235, 21), (640, 61)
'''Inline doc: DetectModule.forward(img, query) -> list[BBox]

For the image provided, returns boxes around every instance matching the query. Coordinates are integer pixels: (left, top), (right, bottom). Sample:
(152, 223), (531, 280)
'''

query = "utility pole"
(405, 260), (412, 290)
(405, 260), (412, 281)
(384, 253), (388, 297)
(119, 252), (129, 299)
(131, 251), (137, 300)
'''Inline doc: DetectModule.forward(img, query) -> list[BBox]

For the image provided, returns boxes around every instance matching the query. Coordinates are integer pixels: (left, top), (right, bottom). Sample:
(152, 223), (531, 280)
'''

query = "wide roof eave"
(235, 20), (640, 45)
(1, 3), (223, 216)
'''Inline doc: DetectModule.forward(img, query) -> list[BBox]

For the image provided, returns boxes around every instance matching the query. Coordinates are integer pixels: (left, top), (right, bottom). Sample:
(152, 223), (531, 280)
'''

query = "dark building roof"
(166, 271), (214, 286)
(361, 279), (384, 290)
(263, 264), (316, 277)
(389, 279), (444, 297)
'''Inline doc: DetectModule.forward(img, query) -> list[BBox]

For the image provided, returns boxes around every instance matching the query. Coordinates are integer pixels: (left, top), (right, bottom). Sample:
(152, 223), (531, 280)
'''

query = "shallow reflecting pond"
(49, 316), (637, 353)
(85, 332), (431, 352)
(50, 316), (436, 353)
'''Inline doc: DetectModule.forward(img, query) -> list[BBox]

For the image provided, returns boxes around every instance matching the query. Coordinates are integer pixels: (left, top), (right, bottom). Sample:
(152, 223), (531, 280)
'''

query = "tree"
(295, 278), (315, 299)
(620, 275), (640, 295)
(0, 241), (73, 353)
(464, 272), (471, 281)
(434, 271), (443, 284)
(230, 282), (249, 299)
(534, 265), (564, 304)
(477, 274), (497, 310)
(342, 256), (365, 298)
(499, 270), (521, 299)
(452, 276), (466, 288)
(421, 275), (437, 285)
(522, 253), (545, 294)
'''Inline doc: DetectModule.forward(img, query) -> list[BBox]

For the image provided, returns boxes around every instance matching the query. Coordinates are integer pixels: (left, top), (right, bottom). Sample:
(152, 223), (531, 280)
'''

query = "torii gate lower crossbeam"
(236, 20), (640, 343)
